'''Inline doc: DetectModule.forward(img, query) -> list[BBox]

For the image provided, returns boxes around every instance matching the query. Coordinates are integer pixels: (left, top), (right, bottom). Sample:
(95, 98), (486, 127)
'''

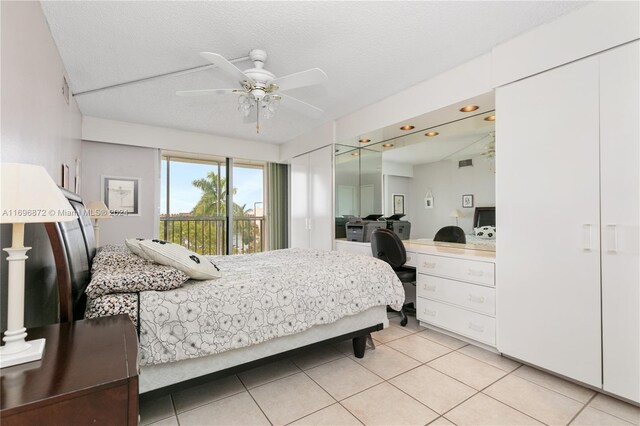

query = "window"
(160, 153), (265, 255)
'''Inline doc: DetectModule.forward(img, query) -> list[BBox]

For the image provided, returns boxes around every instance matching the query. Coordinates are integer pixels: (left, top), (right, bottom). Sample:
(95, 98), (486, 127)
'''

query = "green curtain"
(267, 162), (289, 250)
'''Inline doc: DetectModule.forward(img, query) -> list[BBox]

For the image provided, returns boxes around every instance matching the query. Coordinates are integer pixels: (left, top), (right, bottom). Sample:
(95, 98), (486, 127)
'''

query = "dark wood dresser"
(1, 315), (138, 425)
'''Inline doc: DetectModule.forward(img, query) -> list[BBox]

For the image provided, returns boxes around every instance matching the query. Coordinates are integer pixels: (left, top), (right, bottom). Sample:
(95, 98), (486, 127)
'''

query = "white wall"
(409, 156), (495, 239)
(81, 141), (160, 245)
(1, 1), (84, 330)
(1, 1), (82, 180)
(83, 116), (280, 163)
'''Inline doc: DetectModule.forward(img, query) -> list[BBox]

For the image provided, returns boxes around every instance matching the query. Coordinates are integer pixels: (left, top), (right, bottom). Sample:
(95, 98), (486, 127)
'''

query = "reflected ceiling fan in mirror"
(177, 49), (327, 133)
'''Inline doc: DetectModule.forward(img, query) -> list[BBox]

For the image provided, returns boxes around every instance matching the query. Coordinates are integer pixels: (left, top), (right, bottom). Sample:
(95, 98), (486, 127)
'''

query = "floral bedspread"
(138, 248), (404, 366)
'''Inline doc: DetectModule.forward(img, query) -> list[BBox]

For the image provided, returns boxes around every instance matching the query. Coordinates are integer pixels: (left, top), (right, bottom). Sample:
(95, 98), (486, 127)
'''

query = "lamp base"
(0, 338), (46, 369)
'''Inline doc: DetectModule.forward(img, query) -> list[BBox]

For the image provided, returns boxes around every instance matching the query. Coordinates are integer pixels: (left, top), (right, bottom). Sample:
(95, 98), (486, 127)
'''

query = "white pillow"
(138, 239), (222, 280)
(474, 226), (496, 239)
(125, 238), (153, 261)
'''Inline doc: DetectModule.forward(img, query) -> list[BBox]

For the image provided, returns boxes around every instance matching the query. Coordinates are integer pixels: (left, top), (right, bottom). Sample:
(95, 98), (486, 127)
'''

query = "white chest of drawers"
(415, 251), (496, 346)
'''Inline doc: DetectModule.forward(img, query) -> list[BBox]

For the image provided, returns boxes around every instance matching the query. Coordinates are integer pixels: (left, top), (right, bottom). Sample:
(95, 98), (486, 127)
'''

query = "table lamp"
(0, 163), (76, 368)
(449, 209), (463, 226)
(86, 200), (111, 246)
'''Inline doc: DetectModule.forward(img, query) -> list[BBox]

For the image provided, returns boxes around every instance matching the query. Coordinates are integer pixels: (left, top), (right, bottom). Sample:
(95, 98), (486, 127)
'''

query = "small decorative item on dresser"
(462, 194), (474, 208)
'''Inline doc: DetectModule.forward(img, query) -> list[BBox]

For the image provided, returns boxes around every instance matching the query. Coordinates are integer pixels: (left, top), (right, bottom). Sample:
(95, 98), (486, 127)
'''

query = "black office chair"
(370, 228), (416, 327)
(434, 226), (467, 243)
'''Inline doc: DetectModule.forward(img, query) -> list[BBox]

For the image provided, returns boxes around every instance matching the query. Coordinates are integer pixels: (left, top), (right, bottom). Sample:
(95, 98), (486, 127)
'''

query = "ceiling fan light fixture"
(400, 125), (415, 131)
(459, 105), (479, 112)
(238, 93), (255, 117)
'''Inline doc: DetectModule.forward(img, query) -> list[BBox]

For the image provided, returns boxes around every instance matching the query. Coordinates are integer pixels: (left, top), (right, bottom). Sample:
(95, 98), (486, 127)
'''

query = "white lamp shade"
(449, 209), (463, 218)
(1, 163), (75, 224)
(86, 201), (112, 219)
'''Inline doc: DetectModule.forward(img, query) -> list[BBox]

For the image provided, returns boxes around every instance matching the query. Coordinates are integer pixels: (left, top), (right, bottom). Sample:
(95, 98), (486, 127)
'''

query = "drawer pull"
(468, 294), (486, 304)
(423, 284), (437, 292)
(423, 262), (436, 269)
(468, 322), (485, 332)
(467, 269), (484, 277)
(424, 309), (438, 317)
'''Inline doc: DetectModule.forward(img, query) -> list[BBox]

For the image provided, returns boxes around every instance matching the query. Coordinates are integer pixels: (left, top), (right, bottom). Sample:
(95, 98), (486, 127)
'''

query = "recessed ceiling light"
(358, 138), (371, 143)
(484, 115), (496, 121)
(399, 125), (415, 131)
(351, 152), (360, 156)
(425, 131), (439, 137)
(459, 105), (479, 112)
(382, 143), (394, 148)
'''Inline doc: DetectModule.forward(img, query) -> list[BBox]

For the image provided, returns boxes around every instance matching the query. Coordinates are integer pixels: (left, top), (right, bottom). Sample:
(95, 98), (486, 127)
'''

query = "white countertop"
(335, 238), (496, 261)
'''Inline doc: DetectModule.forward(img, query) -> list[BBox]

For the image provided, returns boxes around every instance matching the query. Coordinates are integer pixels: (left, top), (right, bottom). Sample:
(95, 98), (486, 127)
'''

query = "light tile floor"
(140, 314), (640, 426)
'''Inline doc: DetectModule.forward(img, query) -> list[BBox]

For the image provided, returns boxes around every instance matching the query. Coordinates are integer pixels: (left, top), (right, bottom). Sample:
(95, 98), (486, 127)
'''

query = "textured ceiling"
(40, 1), (587, 144)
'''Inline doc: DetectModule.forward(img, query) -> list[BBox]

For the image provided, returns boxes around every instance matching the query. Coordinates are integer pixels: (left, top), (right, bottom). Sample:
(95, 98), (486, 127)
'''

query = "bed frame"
(45, 189), (384, 400)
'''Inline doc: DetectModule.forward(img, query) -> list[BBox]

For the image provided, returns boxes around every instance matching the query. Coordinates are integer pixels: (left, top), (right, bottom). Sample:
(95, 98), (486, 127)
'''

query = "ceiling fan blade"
(200, 52), (254, 85)
(270, 68), (327, 92)
(279, 93), (324, 118)
(176, 88), (239, 96)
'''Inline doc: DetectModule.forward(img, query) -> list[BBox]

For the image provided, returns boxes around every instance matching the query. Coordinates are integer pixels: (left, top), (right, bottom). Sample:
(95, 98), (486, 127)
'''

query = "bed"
(45, 190), (404, 399)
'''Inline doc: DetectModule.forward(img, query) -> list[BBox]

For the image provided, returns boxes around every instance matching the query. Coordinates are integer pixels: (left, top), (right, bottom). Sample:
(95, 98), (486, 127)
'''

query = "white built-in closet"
(289, 145), (333, 250)
(497, 41), (639, 402)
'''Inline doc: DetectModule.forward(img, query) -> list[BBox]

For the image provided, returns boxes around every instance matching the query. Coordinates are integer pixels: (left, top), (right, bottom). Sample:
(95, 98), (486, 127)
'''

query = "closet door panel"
(600, 41), (640, 402)
(290, 154), (310, 249)
(496, 56), (602, 387)
(309, 146), (334, 250)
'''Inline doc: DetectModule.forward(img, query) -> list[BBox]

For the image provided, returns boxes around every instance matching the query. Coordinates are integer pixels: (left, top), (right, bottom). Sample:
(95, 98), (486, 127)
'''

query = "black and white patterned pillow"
(139, 239), (222, 280)
(474, 226), (496, 239)
(87, 245), (189, 298)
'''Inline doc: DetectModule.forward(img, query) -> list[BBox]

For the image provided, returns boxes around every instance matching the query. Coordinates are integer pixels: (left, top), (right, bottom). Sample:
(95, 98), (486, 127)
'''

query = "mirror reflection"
(335, 108), (496, 250)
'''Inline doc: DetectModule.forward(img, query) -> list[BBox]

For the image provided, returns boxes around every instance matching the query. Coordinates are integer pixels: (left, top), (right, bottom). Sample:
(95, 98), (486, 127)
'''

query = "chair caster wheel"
(400, 318), (408, 327)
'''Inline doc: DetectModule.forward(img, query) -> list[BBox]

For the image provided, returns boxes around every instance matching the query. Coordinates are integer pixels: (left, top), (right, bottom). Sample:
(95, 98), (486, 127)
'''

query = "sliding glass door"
(160, 154), (265, 255)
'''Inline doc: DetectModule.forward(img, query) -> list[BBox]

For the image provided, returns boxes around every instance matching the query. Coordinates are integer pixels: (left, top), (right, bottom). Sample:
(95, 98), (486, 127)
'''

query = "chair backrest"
(434, 226), (467, 243)
(370, 228), (406, 269)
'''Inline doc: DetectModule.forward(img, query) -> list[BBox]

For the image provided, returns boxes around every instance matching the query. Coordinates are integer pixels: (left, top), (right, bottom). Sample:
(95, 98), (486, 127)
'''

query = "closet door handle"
(607, 225), (618, 253)
(308, 218), (313, 230)
(582, 224), (593, 251)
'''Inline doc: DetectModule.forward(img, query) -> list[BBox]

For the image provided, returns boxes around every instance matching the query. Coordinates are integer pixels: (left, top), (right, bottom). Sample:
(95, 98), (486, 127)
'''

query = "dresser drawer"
(417, 275), (495, 315)
(405, 251), (417, 268)
(417, 298), (496, 345)
(417, 254), (494, 286)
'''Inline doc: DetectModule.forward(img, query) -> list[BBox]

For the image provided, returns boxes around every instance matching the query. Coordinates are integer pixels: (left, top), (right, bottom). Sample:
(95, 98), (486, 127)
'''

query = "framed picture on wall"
(393, 194), (405, 215)
(102, 176), (140, 216)
(462, 194), (474, 208)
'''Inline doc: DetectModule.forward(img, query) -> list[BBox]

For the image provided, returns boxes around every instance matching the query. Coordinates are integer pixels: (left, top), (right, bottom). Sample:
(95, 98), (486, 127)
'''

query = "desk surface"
(336, 238), (496, 261)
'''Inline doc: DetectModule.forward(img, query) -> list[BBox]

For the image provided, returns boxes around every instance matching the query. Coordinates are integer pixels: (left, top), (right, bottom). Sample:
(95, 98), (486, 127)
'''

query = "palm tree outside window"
(160, 154), (265, 255)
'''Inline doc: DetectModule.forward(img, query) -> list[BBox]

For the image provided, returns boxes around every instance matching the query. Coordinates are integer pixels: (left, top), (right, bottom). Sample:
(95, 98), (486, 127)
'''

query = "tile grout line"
(508, 365), (598, 406)
(587, 403), (640, 425)
(170, 380), (247, 417)
(170, 394), (180, 426)
(566, 392), (598, 425)
(245, 385), (275, 425)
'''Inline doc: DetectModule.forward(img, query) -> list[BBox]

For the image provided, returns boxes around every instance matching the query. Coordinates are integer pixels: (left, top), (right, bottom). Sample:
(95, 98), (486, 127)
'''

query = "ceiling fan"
(177, 49), (327, 133)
